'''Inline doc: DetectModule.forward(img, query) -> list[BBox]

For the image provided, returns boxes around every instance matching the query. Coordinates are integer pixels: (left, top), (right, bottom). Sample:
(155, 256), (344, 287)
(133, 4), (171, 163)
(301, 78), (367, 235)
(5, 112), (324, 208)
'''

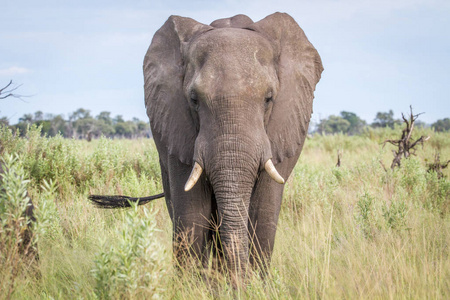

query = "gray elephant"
(91, 12), (322, 277)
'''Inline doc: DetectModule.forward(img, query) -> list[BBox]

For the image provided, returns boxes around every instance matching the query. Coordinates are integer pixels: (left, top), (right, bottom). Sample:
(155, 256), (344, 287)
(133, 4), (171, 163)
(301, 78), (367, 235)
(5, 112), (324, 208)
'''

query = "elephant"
(90, 12), (322, 278)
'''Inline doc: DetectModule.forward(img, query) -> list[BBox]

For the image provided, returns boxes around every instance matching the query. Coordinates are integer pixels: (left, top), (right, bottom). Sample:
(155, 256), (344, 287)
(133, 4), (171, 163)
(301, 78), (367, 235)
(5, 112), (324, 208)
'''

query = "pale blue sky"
(1, 0), (449, 125)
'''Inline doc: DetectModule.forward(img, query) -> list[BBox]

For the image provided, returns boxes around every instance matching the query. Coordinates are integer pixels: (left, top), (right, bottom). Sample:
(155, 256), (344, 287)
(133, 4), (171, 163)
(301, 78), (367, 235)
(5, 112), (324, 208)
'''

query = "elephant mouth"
(184, 158), (284, 192)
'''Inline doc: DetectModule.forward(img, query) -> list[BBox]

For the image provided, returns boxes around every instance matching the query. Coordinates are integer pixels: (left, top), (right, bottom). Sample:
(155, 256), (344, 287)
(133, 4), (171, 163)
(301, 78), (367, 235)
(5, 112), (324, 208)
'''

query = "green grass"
(1, 125), (449, 299)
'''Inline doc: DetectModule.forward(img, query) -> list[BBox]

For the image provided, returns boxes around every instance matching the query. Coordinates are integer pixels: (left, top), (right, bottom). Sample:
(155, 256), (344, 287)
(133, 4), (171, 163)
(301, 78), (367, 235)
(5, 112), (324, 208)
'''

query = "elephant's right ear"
(143, 16), (212, 165)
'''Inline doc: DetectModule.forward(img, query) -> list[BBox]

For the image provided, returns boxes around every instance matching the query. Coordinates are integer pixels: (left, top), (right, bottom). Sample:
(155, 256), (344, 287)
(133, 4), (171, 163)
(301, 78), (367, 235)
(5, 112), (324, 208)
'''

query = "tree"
(70, 108), (91, 121)
(381, 107), (430, 170)
(19, 114), (33, 124)
(34, 111), (44, 122)
(114, 121), (135, 138)
(96, 111), (113, 125)
(48, 114), (68, 136)
(74, 117), (96, 139)
(317, 115), (350, 134)
(7, 107), (151, 139)
(414, 120), (427, 128)
(0, 80), (23, 100)
(132, 117), (151, 137)
(1, 81), (23, 128)
(34, 120), (52, 134)
(14, 114), (33, 135)
(0, 116), (8, 126)
(432, 118), (450, 132)
(113, 115), (125, 124)
(372, 110), (399, 128)
(95, 119), (115, 137)
(340, 111), (366, 135)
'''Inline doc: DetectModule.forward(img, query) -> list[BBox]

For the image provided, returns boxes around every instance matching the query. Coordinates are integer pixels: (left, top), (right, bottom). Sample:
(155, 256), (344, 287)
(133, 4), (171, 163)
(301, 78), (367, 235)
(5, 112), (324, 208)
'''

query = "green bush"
(91, 202), (167, 299)
(382, 198), (408, 230)
(0, 154), (35, 297)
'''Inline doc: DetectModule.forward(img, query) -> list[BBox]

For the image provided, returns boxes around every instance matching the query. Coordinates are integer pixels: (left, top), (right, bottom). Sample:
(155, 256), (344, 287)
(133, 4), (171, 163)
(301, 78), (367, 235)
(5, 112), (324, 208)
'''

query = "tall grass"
(0, 124), (448, 299)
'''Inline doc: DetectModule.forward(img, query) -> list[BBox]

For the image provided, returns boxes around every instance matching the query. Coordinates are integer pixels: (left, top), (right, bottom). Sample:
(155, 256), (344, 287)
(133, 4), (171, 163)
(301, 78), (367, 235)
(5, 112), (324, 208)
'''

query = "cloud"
(0, 66), (32, 77)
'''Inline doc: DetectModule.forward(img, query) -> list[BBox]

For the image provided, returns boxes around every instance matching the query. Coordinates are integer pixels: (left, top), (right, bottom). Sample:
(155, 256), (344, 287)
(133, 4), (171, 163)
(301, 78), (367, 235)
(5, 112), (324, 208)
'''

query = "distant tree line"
(1, 108), (151, 139)
(2, 81), (449, 137)
(314, 110), (449, 135)
(1, 108), (449, 139)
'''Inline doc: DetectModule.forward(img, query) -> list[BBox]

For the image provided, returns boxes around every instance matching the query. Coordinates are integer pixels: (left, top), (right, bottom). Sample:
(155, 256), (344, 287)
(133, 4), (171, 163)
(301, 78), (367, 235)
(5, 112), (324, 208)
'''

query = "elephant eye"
(264, 92), (273, 111)
(190, 92), (199, 109)
(265, 91), (273, 104)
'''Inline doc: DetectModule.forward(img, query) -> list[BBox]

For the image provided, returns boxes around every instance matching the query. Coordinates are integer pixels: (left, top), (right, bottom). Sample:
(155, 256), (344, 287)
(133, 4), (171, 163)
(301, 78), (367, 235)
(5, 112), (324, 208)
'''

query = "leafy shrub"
(424, 172), (450, 216)
(355, 192), (376, 238)
(91, 202), (167, 299)
(382, 198), (408, 230)
(0, 153), (59, 298)
(0, 154), (36, 297)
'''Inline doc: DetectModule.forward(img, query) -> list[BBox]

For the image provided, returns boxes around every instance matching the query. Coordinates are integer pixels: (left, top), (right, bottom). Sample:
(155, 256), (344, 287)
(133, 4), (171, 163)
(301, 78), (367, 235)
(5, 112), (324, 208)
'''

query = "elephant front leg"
(248, 175), (284, 271)
(248, 153), (300, 272)
(167, 157), (214, 268)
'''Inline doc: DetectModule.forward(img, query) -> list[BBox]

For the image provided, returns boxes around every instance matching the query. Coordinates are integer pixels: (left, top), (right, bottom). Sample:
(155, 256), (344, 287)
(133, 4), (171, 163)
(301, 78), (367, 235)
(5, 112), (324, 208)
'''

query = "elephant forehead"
(186, 28), (278, 97)
(189, 28), (275, 69)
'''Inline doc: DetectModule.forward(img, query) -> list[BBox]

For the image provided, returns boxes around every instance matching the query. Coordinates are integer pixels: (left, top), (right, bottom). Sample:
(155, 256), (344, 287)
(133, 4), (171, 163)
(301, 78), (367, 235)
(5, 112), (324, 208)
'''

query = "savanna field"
(1, 125), (449, 299)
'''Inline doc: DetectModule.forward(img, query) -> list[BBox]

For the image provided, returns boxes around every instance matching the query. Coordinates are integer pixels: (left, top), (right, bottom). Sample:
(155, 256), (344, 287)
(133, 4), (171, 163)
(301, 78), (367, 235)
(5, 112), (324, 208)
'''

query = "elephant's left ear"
(248, 13), (323, 164)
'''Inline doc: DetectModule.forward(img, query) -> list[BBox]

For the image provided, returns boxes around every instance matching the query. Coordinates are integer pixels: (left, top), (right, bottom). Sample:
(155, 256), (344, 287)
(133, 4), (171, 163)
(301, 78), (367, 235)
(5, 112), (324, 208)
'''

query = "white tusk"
(184, 162), (203, 192)
(264, 159), (285, 184)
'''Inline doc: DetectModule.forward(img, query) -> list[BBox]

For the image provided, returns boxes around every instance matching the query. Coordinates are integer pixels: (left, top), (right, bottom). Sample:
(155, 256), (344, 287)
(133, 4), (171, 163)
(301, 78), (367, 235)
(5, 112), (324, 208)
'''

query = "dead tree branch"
(0, 80), (25, 100)
(382, 106), (430, 170)
(336, 149), (342, 167)
(379, 159), (388, 172)
(427, 152), (450, 179)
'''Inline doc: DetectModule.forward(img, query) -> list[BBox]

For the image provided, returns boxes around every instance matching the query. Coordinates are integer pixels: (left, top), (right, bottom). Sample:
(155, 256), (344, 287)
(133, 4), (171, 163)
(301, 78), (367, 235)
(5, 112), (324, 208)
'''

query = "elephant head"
(144, 13), (322, 273)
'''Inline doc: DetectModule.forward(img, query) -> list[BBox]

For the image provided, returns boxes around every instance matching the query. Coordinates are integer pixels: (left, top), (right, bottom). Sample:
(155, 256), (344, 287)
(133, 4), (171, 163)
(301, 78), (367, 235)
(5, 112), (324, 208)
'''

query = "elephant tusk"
(184, 162), (203, 192)
(264, 159), (285, 184)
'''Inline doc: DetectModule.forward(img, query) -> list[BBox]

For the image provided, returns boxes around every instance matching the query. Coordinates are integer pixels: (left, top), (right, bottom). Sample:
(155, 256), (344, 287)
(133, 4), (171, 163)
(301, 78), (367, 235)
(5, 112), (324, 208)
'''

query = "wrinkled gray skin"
(144, 13), (323, 275)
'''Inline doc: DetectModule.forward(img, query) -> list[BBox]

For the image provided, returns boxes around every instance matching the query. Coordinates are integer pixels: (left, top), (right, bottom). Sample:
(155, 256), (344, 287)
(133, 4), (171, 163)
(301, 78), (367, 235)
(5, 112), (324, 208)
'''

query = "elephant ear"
(143, 16), (212, 165)
(249, 13), (323, 164)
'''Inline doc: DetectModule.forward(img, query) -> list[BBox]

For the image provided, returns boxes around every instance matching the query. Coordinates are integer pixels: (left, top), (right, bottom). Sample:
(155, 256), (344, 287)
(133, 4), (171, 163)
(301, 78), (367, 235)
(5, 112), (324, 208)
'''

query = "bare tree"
(427, 152), (450, 179)
(382, 106), (430, 170)
(0, 80), (23, 100)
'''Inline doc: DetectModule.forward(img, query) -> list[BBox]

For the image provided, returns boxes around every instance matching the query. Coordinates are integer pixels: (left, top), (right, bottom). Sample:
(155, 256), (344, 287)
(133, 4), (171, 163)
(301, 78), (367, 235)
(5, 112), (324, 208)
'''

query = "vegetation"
(2, 107), (450, 141)
(371, 109), (400, 129)
(432, 118), (450, 132)
(4, 108), (151, 139)
(314, 109), (449, 136)
(0, 124), (448, 299)
(316, 111), (367, 135)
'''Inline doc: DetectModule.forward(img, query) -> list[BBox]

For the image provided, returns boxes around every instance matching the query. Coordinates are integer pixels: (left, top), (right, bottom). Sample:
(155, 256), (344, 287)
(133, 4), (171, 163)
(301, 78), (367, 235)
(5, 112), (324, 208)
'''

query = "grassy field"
(1, 125), (449, 299)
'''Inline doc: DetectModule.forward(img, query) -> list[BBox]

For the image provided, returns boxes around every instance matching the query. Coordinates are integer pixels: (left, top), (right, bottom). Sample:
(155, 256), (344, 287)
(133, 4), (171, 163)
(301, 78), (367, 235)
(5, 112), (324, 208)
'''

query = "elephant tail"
(88, 193), (164, 209)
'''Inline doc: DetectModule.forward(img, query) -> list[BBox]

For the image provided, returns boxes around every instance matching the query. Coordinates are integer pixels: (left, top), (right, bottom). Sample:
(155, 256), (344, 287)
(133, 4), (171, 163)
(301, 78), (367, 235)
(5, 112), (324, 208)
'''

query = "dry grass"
(0, 125), (449, 299)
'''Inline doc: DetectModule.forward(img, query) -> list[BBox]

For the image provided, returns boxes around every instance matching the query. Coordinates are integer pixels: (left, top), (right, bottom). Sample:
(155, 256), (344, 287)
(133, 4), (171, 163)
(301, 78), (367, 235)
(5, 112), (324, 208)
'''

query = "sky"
(1, 0), (449, 125)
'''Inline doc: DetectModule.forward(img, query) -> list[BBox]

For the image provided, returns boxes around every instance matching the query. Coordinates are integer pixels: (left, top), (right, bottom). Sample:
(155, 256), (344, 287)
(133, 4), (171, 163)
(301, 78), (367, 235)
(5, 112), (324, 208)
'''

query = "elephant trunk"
(207, 138), (259, 275)
(186, 96), (285, 276)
